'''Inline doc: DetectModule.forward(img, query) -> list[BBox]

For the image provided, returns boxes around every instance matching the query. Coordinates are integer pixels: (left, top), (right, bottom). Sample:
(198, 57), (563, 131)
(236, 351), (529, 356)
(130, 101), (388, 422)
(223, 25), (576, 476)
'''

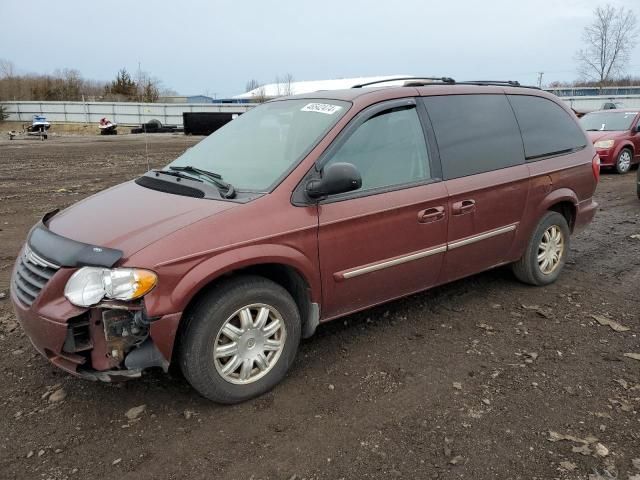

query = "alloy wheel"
(213, 304), (287, 385)
(618, 150), (632, 173)
(537, 225), (564, 274)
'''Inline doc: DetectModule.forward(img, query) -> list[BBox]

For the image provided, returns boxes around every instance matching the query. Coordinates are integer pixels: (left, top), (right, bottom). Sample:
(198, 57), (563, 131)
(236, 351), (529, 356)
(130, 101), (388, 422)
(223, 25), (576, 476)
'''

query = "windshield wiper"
(585, 128), (602, 131)
(169, 165), (236, 199)
(152, 169), (203, 182)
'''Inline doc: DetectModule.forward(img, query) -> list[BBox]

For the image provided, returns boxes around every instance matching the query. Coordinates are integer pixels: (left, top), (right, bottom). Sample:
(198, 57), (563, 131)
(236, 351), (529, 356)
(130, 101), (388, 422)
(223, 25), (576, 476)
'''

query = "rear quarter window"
(508, 95), (587, 161)
(422, 94), (524, 180)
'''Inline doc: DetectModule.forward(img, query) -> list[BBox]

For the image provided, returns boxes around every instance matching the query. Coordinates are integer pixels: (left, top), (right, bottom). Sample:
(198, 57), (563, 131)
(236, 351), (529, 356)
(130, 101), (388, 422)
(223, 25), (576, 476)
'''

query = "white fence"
(558, 95), (640, 111)
(1, 101), (254, 126)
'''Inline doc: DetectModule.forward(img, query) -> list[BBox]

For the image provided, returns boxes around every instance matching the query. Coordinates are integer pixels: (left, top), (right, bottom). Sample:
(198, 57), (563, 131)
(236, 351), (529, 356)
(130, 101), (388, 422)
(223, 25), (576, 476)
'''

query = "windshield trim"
(246, 98), (353, 195)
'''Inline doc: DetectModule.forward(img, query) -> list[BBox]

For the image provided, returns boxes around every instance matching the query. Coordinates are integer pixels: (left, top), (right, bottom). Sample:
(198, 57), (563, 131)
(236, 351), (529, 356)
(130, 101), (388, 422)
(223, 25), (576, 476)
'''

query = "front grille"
(12, 245), (60, 307)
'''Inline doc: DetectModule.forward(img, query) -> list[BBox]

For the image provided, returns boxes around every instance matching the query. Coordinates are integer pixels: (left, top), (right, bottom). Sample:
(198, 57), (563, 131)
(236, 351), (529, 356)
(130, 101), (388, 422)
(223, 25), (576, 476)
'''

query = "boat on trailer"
(9, 115), (51, 140)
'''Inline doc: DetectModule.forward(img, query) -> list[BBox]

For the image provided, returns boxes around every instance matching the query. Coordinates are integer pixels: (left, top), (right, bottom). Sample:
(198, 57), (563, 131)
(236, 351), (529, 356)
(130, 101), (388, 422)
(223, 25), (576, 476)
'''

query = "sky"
(1, 0), (639, 98)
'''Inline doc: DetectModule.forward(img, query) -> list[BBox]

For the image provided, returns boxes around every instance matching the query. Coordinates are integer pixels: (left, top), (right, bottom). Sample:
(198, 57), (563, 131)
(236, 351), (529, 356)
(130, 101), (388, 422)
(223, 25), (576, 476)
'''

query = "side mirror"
(306, 162), (362, 199)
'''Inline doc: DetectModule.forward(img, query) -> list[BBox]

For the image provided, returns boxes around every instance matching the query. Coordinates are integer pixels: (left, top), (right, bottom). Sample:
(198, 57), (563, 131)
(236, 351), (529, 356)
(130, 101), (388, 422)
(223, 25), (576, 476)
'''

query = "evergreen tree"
(106, 69), (137, 99)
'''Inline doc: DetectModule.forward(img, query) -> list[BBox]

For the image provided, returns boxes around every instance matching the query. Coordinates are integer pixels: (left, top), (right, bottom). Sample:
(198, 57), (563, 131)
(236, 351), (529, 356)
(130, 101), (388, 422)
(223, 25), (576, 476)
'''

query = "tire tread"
(178, 275), (300, 404)
(512, 211), (570, 286)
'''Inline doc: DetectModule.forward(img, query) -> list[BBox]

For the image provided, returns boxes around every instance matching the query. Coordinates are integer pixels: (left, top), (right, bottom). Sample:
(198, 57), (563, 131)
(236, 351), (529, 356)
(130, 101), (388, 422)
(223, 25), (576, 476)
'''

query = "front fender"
(145, 243), (320, 316)
(614, 142), (635, 160)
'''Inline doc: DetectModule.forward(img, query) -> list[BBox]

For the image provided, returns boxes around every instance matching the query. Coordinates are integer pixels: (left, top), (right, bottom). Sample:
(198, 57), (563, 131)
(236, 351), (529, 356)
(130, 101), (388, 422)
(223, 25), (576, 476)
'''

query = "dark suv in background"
(11, 78), (598, 403)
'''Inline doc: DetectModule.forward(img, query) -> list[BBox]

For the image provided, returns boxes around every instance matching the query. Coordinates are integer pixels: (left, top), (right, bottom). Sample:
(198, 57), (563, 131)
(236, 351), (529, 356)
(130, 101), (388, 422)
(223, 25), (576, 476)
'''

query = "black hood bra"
(27, 210), (123, 268)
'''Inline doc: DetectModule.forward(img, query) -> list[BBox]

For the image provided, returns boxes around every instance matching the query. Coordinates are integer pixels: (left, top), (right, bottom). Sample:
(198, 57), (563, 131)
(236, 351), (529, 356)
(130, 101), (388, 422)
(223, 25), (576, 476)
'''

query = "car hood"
(47, 180), (237, 258)
(587, 130), (626, 142)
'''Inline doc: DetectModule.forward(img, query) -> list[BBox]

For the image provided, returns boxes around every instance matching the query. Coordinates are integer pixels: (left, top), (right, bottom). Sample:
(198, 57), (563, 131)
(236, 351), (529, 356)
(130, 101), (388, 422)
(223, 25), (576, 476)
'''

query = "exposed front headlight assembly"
(594, 139), (615, 149)
(64, 267), (157, 307)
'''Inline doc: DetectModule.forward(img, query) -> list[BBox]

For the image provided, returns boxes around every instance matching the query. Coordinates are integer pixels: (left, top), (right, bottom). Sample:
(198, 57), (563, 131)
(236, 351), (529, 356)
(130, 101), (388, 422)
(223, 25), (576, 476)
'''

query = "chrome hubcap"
(213, 304), (286, 385)
(619, 151), (631, 172)
(537, 225), (564, 274)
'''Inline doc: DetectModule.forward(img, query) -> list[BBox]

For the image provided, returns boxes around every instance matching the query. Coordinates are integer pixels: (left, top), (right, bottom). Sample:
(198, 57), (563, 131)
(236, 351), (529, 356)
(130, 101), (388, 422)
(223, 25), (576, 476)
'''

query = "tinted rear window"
(508, 95), (586, 160)
(422, 94), (524, 180)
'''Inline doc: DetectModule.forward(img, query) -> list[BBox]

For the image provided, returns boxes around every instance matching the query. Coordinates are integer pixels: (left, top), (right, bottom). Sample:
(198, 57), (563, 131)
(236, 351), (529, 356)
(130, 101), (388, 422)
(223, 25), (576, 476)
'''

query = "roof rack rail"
(350, 77), (540, 90)
(458, 80), (521, 86)
(351, 77), (455, 88)
(457, 80), (540, 90)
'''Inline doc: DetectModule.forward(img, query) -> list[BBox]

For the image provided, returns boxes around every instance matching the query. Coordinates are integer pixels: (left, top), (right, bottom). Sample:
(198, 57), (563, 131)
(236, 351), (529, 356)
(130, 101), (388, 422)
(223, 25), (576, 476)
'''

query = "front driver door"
(313, 99), (448, 320)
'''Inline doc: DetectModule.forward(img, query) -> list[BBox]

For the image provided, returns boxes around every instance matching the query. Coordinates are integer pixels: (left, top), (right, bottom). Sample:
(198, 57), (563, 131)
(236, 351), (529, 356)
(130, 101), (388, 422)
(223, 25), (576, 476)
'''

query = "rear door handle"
(452, 199), (476, 215)
(418, 206), (446, 223)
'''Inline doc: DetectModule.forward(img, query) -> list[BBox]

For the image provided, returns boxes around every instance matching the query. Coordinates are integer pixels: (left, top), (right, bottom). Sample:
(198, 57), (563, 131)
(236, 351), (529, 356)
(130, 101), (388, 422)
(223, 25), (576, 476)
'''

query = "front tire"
(512, 212), (570, 286)
(615, 148), (632, 174)
(178, 276), (301, 404)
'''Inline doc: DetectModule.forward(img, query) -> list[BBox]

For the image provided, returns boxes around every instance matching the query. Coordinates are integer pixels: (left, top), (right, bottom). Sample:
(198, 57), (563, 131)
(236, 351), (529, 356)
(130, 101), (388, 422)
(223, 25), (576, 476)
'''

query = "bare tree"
(273, 73), (294, 97)
(245, 78), (261, 93)
(160, 87), (178, 96)
(274, 75), (282, 97)
(0, 62), (171, 102)
(140, 77), (160, 103)
(576, 4), (638, 86)
(0, 59), (15, 78)
(136, 71), (161, 102)
(281, 73), (294, 96)
(252, 85), (267, 103)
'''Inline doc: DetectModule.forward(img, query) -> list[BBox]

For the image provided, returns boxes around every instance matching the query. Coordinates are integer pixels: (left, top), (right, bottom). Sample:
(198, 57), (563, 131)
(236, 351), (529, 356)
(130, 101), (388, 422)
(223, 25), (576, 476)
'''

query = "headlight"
(64, 267), (157, 307)
(594, 140), (614, 149)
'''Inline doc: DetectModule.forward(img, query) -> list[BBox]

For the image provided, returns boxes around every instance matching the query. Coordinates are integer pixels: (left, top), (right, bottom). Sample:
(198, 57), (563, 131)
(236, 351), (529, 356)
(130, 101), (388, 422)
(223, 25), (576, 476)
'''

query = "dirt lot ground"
(0, 135), (639, 480)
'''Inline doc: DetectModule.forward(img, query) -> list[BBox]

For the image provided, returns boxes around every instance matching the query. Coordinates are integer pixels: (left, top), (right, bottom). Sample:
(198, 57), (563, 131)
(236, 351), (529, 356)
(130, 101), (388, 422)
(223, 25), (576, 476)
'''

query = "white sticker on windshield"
(301, 103), (343, 115)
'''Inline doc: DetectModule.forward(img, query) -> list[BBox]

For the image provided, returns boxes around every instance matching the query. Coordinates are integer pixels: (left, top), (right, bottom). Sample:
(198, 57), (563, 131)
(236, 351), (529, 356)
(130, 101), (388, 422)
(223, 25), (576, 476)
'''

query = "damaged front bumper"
(10, 212), (182, 382)
(12, 286), (180, 382)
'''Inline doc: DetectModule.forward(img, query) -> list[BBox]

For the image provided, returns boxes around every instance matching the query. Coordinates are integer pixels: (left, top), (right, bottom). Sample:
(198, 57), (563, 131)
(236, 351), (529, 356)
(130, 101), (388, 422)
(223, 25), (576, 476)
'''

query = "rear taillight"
(592, 154), (600, 183)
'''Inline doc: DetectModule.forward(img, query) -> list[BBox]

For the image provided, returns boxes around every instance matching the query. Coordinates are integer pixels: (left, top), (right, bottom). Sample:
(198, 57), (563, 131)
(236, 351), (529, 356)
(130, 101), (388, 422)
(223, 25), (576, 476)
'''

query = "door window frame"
(292, 97), (443, 206)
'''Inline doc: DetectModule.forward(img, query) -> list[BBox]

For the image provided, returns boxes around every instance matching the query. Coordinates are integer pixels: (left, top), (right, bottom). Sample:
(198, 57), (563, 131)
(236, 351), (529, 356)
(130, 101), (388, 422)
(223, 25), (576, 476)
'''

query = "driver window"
(325, 106), (430, 191)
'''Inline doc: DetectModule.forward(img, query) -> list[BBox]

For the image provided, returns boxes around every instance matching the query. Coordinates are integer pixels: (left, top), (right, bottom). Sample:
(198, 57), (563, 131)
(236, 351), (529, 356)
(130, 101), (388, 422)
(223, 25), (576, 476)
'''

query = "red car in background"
(580, 109), (640, 173)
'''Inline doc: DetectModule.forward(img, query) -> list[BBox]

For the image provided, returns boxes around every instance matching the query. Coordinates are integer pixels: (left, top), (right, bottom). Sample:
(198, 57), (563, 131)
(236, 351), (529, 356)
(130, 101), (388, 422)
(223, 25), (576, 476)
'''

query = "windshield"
(580, 111), (638, 131)
(168, 99), (350, 191)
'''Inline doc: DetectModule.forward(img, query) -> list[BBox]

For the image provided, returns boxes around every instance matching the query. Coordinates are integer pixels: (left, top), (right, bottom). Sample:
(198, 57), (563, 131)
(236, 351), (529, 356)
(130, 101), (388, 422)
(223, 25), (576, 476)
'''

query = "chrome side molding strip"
(339, 223), (519, 279)
(341, 245), (447, 279)
(447, 224), (518, 250)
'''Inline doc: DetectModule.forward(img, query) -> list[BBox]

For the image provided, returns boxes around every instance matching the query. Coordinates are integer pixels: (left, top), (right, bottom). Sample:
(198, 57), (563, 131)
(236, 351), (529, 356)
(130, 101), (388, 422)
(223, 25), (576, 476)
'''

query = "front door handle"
(418, 206), (446, 223)
(452, 199), (476, 215)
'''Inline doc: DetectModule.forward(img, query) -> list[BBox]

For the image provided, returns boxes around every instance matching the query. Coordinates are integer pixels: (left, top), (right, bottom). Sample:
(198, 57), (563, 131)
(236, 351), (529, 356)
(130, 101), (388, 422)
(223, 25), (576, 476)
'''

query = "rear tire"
(178, 275), (301, 404)
(615, 148), (632, 174)
(512, 212), (570, 286)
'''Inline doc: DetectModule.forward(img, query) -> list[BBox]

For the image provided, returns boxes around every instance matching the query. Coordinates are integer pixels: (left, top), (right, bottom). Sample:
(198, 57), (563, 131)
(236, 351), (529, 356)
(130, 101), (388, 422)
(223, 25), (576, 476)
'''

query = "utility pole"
(537, 72), (544, 89)
(137, 61), (142, 102)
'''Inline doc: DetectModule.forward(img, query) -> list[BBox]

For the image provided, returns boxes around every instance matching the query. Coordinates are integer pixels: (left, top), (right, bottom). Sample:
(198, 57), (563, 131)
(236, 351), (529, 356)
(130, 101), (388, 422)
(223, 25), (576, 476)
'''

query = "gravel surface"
(1, 135), (639, 480)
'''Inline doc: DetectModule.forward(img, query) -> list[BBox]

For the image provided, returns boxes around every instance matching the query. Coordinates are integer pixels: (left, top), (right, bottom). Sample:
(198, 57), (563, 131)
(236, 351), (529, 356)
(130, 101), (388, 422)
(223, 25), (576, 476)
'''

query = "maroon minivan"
(579, 109), (640, 174)
(11, 79), (599, 403)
